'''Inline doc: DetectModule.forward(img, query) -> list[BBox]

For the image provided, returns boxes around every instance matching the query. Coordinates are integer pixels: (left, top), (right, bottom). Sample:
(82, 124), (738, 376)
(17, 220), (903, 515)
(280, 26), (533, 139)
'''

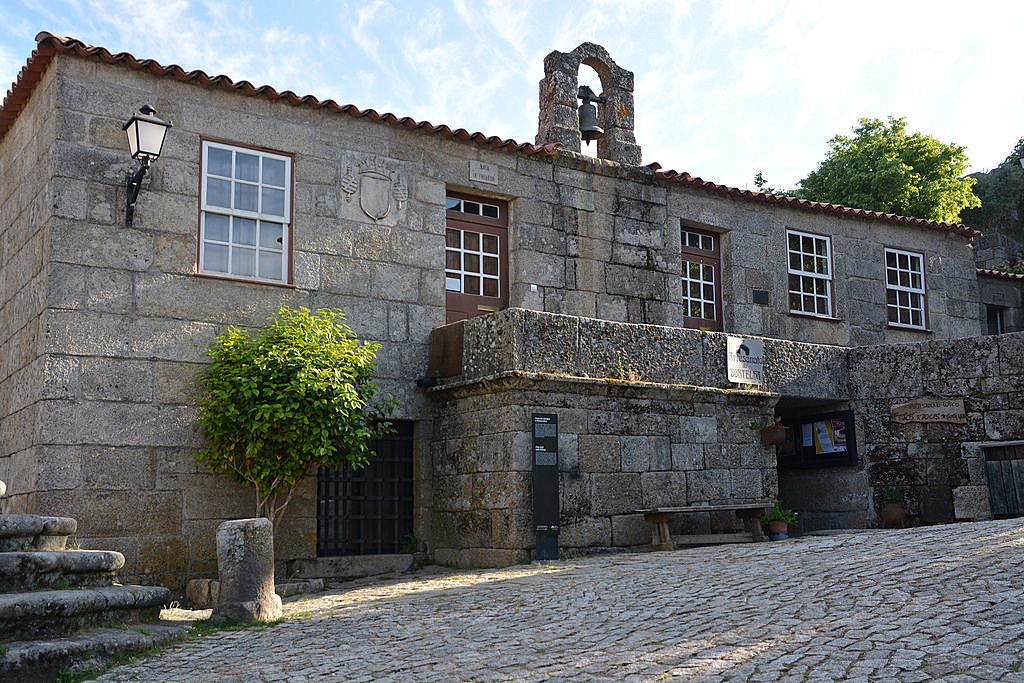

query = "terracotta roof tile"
(977, 268), (1024, 280)
(1, 32), (560, 157)
(0, 34), (985, 238)
(655, 168), (981, 238)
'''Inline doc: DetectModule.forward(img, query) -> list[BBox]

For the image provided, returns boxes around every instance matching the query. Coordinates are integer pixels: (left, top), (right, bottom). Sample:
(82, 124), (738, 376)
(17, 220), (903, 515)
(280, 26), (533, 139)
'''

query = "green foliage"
(881, 487), (902, 504)
(760, 502), (798, 525)
(796, 116), (980, 223)
(752, 171), (792, 196)
(196, 306), (396, 527)
(960, 135), (1024, 245)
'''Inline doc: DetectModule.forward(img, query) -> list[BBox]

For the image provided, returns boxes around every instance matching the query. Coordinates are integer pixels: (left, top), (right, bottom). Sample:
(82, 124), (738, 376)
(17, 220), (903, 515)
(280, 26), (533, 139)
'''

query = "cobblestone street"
(97, 519), (1024, 682)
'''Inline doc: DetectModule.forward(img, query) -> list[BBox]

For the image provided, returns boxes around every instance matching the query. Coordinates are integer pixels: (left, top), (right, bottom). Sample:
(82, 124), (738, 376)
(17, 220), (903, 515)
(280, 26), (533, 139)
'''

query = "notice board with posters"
(776, 410), (858, 470)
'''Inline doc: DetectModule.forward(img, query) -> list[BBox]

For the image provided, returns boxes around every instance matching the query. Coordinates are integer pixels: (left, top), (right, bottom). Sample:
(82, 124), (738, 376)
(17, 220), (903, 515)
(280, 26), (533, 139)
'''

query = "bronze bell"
(577, 86), (605, 144)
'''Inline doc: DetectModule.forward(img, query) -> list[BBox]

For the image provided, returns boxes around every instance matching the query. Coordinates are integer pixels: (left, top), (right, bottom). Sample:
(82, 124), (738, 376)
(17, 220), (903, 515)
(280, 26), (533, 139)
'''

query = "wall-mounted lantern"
(123, 105), (172, 225)
(577, 85), (605, 145)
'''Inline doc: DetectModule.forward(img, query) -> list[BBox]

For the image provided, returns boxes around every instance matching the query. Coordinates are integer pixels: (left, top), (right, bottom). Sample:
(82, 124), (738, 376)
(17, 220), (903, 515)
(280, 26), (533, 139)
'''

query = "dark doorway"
(316, 421), (415, 556)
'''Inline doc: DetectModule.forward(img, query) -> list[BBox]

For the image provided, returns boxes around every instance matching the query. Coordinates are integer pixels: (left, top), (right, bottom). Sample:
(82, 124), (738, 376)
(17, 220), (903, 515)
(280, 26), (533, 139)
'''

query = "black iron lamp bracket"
(125, 157), (152, 226)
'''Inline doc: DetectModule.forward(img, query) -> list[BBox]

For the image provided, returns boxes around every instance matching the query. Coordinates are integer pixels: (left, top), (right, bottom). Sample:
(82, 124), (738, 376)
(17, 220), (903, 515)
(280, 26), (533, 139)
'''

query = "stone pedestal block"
(211, 518), (282, 624)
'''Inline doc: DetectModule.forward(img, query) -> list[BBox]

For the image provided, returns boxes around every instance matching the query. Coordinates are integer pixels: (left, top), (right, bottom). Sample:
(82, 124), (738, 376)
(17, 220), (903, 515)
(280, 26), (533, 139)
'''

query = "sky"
(2, 0), (1023, 191)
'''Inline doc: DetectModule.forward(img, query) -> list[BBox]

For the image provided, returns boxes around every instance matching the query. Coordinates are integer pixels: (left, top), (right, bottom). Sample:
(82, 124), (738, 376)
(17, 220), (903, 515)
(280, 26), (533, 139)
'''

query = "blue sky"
(2, 0), (1023, 191)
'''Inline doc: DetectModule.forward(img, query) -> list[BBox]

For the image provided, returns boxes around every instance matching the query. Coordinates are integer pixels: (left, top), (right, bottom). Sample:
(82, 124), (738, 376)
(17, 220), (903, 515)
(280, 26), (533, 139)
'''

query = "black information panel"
(533, 413), (559, 560)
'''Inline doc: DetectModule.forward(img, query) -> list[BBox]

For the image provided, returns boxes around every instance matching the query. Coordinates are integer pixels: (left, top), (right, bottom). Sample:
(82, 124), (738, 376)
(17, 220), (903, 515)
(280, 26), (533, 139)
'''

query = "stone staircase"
(0, 513), (189, 682)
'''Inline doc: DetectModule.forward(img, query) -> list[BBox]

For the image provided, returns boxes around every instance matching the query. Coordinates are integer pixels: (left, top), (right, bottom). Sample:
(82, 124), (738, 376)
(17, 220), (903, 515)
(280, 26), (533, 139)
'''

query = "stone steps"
(0, 510), (184, 680)
(0, 584), (171, 640)
(0, 514), (77, 552)
(0, 622), (189, 683)
(0, 549), (123, 591)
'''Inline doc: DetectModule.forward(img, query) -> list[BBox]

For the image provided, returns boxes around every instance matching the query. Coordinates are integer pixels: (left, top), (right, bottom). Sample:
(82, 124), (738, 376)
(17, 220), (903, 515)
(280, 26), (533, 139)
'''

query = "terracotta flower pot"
(760, 426), (786, 446)
(881, 503), (906, 529)
(766, 520), (789, 540)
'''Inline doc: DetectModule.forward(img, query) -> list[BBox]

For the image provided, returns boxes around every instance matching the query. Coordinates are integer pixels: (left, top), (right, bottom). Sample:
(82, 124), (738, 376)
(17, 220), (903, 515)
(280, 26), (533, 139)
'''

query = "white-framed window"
(199, 140), (291, 283)
(787, 229), (833, 317)
(885, 247), (927, 329)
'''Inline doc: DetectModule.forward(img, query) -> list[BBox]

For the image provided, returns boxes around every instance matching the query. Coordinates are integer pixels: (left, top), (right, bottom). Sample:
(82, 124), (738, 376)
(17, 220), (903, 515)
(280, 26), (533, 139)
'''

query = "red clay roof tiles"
(0, 33), (982, 238)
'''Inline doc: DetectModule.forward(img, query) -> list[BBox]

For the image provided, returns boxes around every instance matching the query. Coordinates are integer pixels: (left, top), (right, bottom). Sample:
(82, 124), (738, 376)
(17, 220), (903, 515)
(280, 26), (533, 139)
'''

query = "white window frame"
(786, 229), (833, 318)
(885, 247), (927, 330)
(199, 140), (292, 284)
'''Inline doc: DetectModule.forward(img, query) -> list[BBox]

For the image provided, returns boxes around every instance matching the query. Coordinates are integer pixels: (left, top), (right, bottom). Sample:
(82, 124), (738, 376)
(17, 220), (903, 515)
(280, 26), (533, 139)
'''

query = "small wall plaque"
(469, 160), (499, 185)
(891, 398), (967, 424)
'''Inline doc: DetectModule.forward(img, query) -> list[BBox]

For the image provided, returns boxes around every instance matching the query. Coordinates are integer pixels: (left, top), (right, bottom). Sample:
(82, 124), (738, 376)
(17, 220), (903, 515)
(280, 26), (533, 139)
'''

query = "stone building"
(1, 34), (1021, 588)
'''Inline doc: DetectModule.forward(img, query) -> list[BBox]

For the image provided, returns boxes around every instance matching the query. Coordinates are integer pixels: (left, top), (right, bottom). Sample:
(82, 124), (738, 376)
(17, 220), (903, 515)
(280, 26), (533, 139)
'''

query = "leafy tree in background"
(196, 306), (396, 529)
(960, 136), (1024, 246)
(795, 117), (979, 223)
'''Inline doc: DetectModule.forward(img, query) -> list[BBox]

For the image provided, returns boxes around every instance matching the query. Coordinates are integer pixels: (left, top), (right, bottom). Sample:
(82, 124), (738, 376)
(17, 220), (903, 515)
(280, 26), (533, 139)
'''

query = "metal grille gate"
(316, 421), (414, 556)
(984, 443), (1024, 518)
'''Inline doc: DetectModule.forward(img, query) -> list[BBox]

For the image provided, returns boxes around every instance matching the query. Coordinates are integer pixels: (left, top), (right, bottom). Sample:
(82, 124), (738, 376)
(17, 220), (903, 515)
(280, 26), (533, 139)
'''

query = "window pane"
(482, 234), (498, 254)
(236, 153), (259, 182)
(464, 232), (479, 251)
(446, 197), (461, 210)
(463, 201), (480, 215)
(204, 243), (229, 272)
(208, 147), (232, 177)
(259, 252), (283, 281)
(483, 278), (498, 297)
(482, 204), (499, 218)
(233, 246), (256, 277)
(235, 218), (257, 246)
(235, 183), (258, 212)
(464, 253), (480, 273)
(263, 158), (286, 187)
(464, 275), (480, 295)
(446, 274), (461, 292)
(483, 256), (498, 276)
(446, 251), (461, 270)
(262, 187), (286, 216)
(205, 212), (230, 242)
(207, 178), (232, 208)
(446, 229), (460, 248)
(259, 222), (283, 249)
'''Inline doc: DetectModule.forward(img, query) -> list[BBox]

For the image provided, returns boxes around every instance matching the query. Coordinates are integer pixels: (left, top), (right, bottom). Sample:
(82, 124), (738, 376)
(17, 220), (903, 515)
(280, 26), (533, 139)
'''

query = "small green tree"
(196, 306), (396, 528)
(796, 116), (980, 223)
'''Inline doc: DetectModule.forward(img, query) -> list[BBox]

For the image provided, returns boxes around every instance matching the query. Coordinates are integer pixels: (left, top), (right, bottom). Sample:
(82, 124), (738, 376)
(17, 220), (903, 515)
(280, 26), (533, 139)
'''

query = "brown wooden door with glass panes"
(680, 226), (722, 331)
(445, 193), (508, 323)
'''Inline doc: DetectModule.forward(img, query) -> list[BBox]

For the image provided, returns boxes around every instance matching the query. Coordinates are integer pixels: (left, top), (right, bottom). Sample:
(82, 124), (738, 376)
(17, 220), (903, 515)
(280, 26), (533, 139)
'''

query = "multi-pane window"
(445, 228), (500, 298)
(446, 196), (500, 219)
(445, 192), (508, 323)
(199, 141), (291, 283)
(681, 227), (721, 330)
(885, 248), (927, 329)
(787, 229), (833, 317)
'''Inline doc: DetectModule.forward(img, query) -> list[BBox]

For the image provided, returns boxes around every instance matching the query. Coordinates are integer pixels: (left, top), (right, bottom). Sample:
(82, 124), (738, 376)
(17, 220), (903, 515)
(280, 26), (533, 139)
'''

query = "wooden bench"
(637, 502), (772, 551)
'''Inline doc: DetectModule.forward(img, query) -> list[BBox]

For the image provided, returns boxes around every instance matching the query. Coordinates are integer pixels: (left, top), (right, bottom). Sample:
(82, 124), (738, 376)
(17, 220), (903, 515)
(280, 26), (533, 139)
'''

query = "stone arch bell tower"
(536, 42), (642, 165)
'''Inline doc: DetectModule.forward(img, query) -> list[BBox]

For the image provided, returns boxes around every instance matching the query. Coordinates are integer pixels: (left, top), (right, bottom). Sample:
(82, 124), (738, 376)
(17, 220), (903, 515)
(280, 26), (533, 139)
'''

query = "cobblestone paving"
(98, 519), (1024, 682)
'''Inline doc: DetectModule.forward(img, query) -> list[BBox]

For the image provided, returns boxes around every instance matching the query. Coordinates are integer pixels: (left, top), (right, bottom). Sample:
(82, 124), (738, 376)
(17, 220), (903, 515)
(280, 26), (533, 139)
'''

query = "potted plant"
(751, 417), (786, 446)
(761, 502), (798, 540)
(880, 487), (906, 529)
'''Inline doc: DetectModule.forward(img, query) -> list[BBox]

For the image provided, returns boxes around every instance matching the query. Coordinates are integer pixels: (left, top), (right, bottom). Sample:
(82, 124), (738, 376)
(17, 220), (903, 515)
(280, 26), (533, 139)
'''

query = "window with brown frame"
(445, 192), (508, 323)
(681, 226), (722, 331)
